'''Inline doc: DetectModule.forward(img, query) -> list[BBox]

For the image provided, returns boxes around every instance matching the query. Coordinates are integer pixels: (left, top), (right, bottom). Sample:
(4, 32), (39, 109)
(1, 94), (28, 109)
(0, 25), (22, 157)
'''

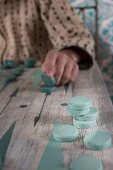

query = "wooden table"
(0, 62), (113, 170)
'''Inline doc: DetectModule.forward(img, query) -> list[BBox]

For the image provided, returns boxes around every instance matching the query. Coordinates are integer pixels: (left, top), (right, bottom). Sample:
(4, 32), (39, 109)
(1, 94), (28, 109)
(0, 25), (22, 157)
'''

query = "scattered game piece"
(70, 155), (103, 170)
(84, 131), (112, 150)
(24, 57), (36, 68)
(53, 124), (79, 142)
(41, 72), (56, 87)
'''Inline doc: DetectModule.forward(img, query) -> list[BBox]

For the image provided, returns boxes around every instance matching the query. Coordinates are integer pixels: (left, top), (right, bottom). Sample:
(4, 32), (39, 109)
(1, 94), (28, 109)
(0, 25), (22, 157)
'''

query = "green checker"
(76, 107), (98, 121)
(24, 57), (36, 68)
(70, 155), (103, 170)
(40, 84), (56, 93)
(3, 60), (17, 69)
(53, 124), (79, 142)
(7, 60), (17, 68)
(84, 131), (112, 150)
(68, 96), (92, 108)
(67, 106), (90, 116)
(41, 72), (56, 87)
(68, 103), (90, 111)
(73, 118), (97, 129)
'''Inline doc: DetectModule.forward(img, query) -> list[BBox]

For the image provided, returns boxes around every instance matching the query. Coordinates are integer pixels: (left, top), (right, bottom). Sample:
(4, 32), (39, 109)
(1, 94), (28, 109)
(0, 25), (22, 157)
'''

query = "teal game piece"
(41, 72), (56, 87)
(76, 107), (98, 121)
(3, 60), (9, 69)
(24, 57), (36, 68)
(73, 118), (97, 129)
(70, 155), (103, 170)
(67, 106), (90, 116)
(67, 96), (92, 118)
(7, 60), (17, 68)
(53, 124), (79, 142)
(0, 122), (16, 164)
(84, 131), (112, 150)
(3, 60), (17, 69)
(68, 96), (92, 108)
(40, 84), (56, 93)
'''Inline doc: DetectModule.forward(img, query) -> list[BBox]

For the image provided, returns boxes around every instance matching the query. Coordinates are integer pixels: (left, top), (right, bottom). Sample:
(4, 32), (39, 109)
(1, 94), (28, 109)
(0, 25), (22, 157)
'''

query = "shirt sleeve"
(37, 0), (95, 69)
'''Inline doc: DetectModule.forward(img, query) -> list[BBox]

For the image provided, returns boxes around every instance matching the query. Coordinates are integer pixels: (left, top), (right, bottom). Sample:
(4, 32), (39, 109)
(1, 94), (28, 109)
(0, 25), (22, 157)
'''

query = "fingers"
(42, 49), (79, 86)
(70, 63), (79, 82)
(59, 59), (73, 85)
(42, 49), (58, 76)
(55, 54), (67, 85)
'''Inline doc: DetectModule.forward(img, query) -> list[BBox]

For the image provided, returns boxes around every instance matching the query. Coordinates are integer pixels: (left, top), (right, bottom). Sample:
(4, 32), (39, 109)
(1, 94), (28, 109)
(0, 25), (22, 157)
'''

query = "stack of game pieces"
(24, 57), (36, 68)
(53, 124), (79, 142)
(40, 72), (56, 93)
(67, 96), (98, 128)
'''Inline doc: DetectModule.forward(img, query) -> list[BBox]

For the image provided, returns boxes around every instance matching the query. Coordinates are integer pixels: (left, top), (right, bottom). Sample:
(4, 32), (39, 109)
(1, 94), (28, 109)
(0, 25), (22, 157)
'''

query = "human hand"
(42, 49), (79, 86)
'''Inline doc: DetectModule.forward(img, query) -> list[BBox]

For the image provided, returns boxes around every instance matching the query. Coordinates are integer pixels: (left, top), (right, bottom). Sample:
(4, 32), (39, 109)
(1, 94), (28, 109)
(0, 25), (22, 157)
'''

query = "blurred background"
(69, 0), (113, 101)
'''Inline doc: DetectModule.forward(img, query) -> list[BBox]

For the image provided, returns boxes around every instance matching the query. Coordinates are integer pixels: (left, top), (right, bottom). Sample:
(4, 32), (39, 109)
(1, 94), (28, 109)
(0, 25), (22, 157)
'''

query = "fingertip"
(48, 71), (53, 77)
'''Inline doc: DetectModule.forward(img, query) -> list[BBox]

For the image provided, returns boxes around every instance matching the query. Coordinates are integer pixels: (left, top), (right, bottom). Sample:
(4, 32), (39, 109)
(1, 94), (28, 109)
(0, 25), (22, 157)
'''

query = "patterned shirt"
(0, 0), (95, 65)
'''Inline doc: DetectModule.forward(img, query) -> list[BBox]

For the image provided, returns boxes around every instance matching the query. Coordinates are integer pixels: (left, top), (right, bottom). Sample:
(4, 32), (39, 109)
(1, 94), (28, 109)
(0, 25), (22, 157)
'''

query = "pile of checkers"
(2, 57), (36, 86)
(2, 57), (36, 69)
(52, 96), (112, 170)
(67, 96), (98, 128)
(40, 72), (56, 93)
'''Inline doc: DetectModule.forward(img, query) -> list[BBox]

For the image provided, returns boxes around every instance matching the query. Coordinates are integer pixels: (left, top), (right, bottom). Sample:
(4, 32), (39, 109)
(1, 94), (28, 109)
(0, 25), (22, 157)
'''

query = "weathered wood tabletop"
(0, 62), (113, 170)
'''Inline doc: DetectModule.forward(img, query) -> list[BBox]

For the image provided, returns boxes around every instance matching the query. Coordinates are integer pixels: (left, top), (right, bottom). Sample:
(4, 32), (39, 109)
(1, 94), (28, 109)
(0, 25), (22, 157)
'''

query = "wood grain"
(0, 63), (113, 170)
